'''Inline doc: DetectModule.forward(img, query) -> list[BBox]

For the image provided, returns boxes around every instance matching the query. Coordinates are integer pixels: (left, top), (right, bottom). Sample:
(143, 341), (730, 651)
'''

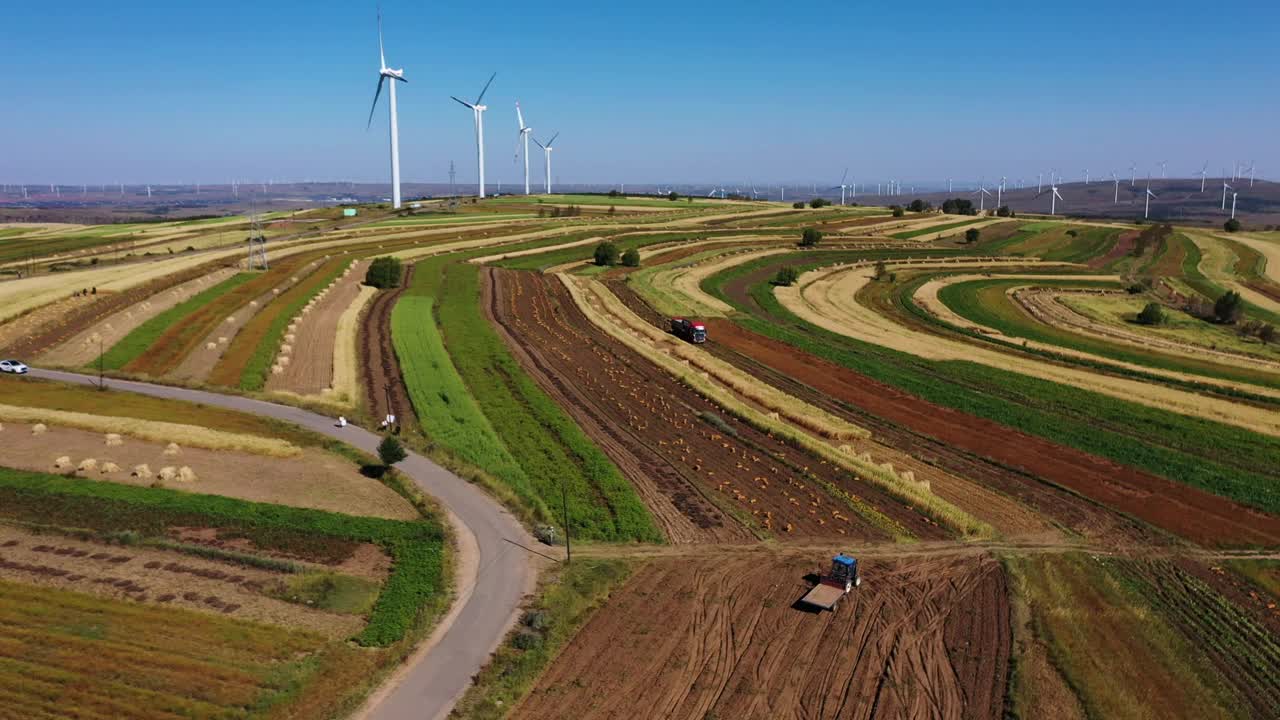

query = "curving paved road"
(28, 368), (535, 720)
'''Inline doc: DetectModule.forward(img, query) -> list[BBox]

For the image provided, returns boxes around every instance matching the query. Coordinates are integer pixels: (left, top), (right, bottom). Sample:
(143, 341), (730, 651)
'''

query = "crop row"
(702, 251), (1280, 516)
(0, 466), (443, 646)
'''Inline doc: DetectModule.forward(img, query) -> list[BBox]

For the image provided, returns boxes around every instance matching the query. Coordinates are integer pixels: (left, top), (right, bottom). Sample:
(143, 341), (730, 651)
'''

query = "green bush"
(1215, 291), (1244, 324)
(965, 228), (981, 244)
(593, 242), (620, 266)
(809, 198), (830, 208)
(365, 256), (404, 289)
(891, 205), (905, 218)
(773, 266), (800, 286)
(378, 435), (407, 467)
(1136, 302), (1165, 325)
(1224, 218), (1242, 232)
(799, 227), (823, 247)
(621, 248), (640, 267)
(792, 201), (805, 209)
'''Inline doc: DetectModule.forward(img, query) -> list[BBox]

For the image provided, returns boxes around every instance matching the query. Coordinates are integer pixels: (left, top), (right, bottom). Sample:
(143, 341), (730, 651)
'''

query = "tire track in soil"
(360, 264), (414, 424)
(514, 553), (1010, 720)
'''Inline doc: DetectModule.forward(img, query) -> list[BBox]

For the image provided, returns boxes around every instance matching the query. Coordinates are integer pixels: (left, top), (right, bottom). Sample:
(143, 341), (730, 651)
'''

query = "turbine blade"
(516, 102), (525, 130)
(840, 168), (848, 184)
(476, 72), (497, 105)
(377, 5), (386, 69)
(532, 138), (545, 149)
(451, 96), (475, 109)
(366, 76), (386, 130)
(546, 131), (559, 147)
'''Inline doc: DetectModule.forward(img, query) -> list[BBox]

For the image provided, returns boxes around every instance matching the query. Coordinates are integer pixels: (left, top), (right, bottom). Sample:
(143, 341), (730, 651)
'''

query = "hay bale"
(77, 458), (97, 472)
(218, 336), (228, 344)
(280, 344), (292, 354)
(285, 333), (296, 343)
(100, 462), (121, 474)
(32, 423), (47, 435)
(278, 356), (290, 367)
(0, 422), (4, 432)
(157, 466), (178, 482)
(53, 455), (72, 470)
(105, 433), (123, 446)
(178, 466), (198, 483)
(131, 463), (151, 478)
(206, 341), (217, 350)
(901, 470), (916, 484)
(163, 442), (181, 456)
(225, 315), (236, 324)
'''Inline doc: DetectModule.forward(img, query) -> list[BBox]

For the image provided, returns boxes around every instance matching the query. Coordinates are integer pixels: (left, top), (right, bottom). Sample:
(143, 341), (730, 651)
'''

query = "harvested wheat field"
(0, 525), (366, 637)
(1, 425), (418, 520)
(268, 259), (370, 396)
(38, 266), (239, 367)
(516, 551), (1009, 720)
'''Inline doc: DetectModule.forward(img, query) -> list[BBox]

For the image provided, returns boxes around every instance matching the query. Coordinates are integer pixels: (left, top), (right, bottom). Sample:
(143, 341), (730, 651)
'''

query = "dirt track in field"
(708, 320), (1280, 548)
(360, 265), (414, 424)
(489, 268), (950, 544)
(515, 552), (1010, 720)
(267, 260), (369, 395)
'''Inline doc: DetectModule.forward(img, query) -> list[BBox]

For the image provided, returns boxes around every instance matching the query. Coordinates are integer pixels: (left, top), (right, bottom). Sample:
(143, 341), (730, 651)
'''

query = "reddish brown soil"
(488, 268), (949, 544)
(710, 321), (1280, 548)
(360, 264), (414, 423)
(0, 259), (233, 358)
(515, 552), (1010, 720)
(1088, 230), (1139, 269)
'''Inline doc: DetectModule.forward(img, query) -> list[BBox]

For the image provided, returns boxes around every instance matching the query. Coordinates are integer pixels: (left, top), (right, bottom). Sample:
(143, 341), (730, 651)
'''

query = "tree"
(1136, 302), (1165, 325)
(608, 205), (616, 215)
(799, 227), (823, 247)
(593, 242), (620, 266)
(621, 248), (640, 267)
(965, 228), (981, 244)
(996, 205), (1014, 217)
(608, 189), (621, 198)
(941, 198), (976, 216)
(1224, 218), (1242, 232)
(809, 198), (830, 208)
(1214, 290), (1244, 323)
(908, 199), (928, 212)
(378, 435), (407, 469)
(668, 191), (680, 202)
(874, 260), (887, 281)
(792, 201), (806, 209)
(364, 256), (403, 289)
(773, 266), (800, 286)
(891, 205), (905, 218)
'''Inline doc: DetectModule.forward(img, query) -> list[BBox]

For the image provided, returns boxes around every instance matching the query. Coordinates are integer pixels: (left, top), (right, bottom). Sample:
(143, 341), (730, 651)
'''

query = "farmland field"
(5, 200), (1280, 719)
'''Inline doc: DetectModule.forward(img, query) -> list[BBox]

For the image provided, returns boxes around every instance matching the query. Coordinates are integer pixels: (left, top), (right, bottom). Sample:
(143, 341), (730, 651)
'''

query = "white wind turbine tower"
(515, 102), (532, 195)
(1222, 180), (1233, 211)
(1144, 182), (1157, 220)
(365, 7), (408, 209)
(834, 168), (849, 205)
(975, 182), (992, 213)
(996, 176), (1006, 208)
(1111, 172), (1120, 204)
(1197, 162), (1208, 192)
(452, 72), (497, 198)
(1039, 182), (1064, 215)
(1230, 190), (1239, 220)
(1246, 161), (1257, 187)
(1083, 169), (1090, 185)
(1159, 160), (1168, 179)
(532, 132), (559, 194)
(1129, 162), (1137, 187)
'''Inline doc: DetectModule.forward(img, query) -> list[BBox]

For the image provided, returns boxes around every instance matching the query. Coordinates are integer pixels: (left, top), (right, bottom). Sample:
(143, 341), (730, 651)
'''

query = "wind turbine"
(833, 169), (849, 205)
(996, 176), (1006, 208)
(515, 102), (532, 195)
(532, 132), (559, 194)
(975, 182), (992, 212)
(1230, 190), (1239, 220)
(1111, 172), (1120, 204)
(1159, 160), (1168, 179)
(1129, 162), (1137, 187)
(1038, 183), (1064, 215)
(1037, 172), (1043, 194)
(365, 7), (408, 209)
(452, 72), (497, 198)
(1222, 180), (1233, 211)
(1144, 184), (1157, 219)
(1197, 162), (1208, 193)
(1246, 161), (1257, 187)
(1083, 169), (1090, 185)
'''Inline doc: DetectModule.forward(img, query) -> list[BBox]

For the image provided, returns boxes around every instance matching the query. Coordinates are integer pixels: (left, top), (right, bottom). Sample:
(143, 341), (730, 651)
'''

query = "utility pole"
(562, 482), (572, 564)
(96, 336), (106, 391)
(448, 161), (456, 197)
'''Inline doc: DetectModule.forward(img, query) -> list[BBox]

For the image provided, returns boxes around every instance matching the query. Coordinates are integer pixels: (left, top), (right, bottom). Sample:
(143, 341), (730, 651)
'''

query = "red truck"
(670, 317), (707, 344)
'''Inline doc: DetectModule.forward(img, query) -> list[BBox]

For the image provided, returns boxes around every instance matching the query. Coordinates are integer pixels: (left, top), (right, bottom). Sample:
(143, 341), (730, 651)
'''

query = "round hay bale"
(32, 423), (47, 435)
(157, 466), (178, 482)
(54, 455), (72, 470)
(285, 333), (296, 343)
(178, 466), (198, 483)
(131, 463), (151, 478)
(105, 433), (123, 446)
(271, 364), (283, 374)
(225, 315), (236, 324)
(249, 300), (259, 307)
(205, 341), (217, 350)
(164, 442), (181, 456)
(77, 458), (97, 473)
(279, 356), (290, 366)
(273, 288), (281, 295)
(100, 462), (121, 474)
(218, 336), (228, 344)
(281, 344), (292, 354)
(0, 422), (4, 432)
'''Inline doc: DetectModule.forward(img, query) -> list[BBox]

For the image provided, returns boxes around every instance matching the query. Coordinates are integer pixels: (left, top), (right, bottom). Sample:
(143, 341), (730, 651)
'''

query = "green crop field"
(890, 217), (987, 240)
(96, 272), (255, 370)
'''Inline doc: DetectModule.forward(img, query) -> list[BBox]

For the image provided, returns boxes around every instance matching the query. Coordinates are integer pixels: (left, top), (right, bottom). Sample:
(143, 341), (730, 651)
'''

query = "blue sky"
(2, 1), (1277, 186)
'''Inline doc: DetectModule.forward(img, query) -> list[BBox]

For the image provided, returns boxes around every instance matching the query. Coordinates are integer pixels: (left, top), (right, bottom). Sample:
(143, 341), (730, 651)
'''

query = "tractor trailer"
(798, 554), (861, 611)
(670, 317), (707, 343)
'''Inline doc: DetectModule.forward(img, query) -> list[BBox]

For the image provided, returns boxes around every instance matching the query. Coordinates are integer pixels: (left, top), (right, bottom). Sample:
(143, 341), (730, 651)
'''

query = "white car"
(0, 359), (29, 374)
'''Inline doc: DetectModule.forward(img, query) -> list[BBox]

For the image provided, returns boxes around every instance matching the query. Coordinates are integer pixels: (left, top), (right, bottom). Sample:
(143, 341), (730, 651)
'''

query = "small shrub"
(1224, 218), (1242, 232)
(365, 256), (404, 289)
(1126, 283), (1146, 294)
(773, 266), (800, 287)
(512, 629), (543, 650)
(809, 197), (830, 208)
(593, 242), (620, 267)
(799, 227), (823, 247)
(1136, 302), (1165, 325)
(378, 435), (407, 468)
(1066, 229), (1079, 237)
(1214, 290), (1244, 324)
(965, 228), (981, 244)
(621, 248), (640, 267)
(792, 201), (805, 209)
(891, 205), (905, 218)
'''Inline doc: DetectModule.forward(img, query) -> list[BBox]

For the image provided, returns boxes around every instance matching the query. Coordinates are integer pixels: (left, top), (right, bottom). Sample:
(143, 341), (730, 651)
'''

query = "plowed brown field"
(360, 265), (414, 425)
(488, 268), (949, 544)
(515, 552), (1010, 720)
(709, 320), (1280, 548)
